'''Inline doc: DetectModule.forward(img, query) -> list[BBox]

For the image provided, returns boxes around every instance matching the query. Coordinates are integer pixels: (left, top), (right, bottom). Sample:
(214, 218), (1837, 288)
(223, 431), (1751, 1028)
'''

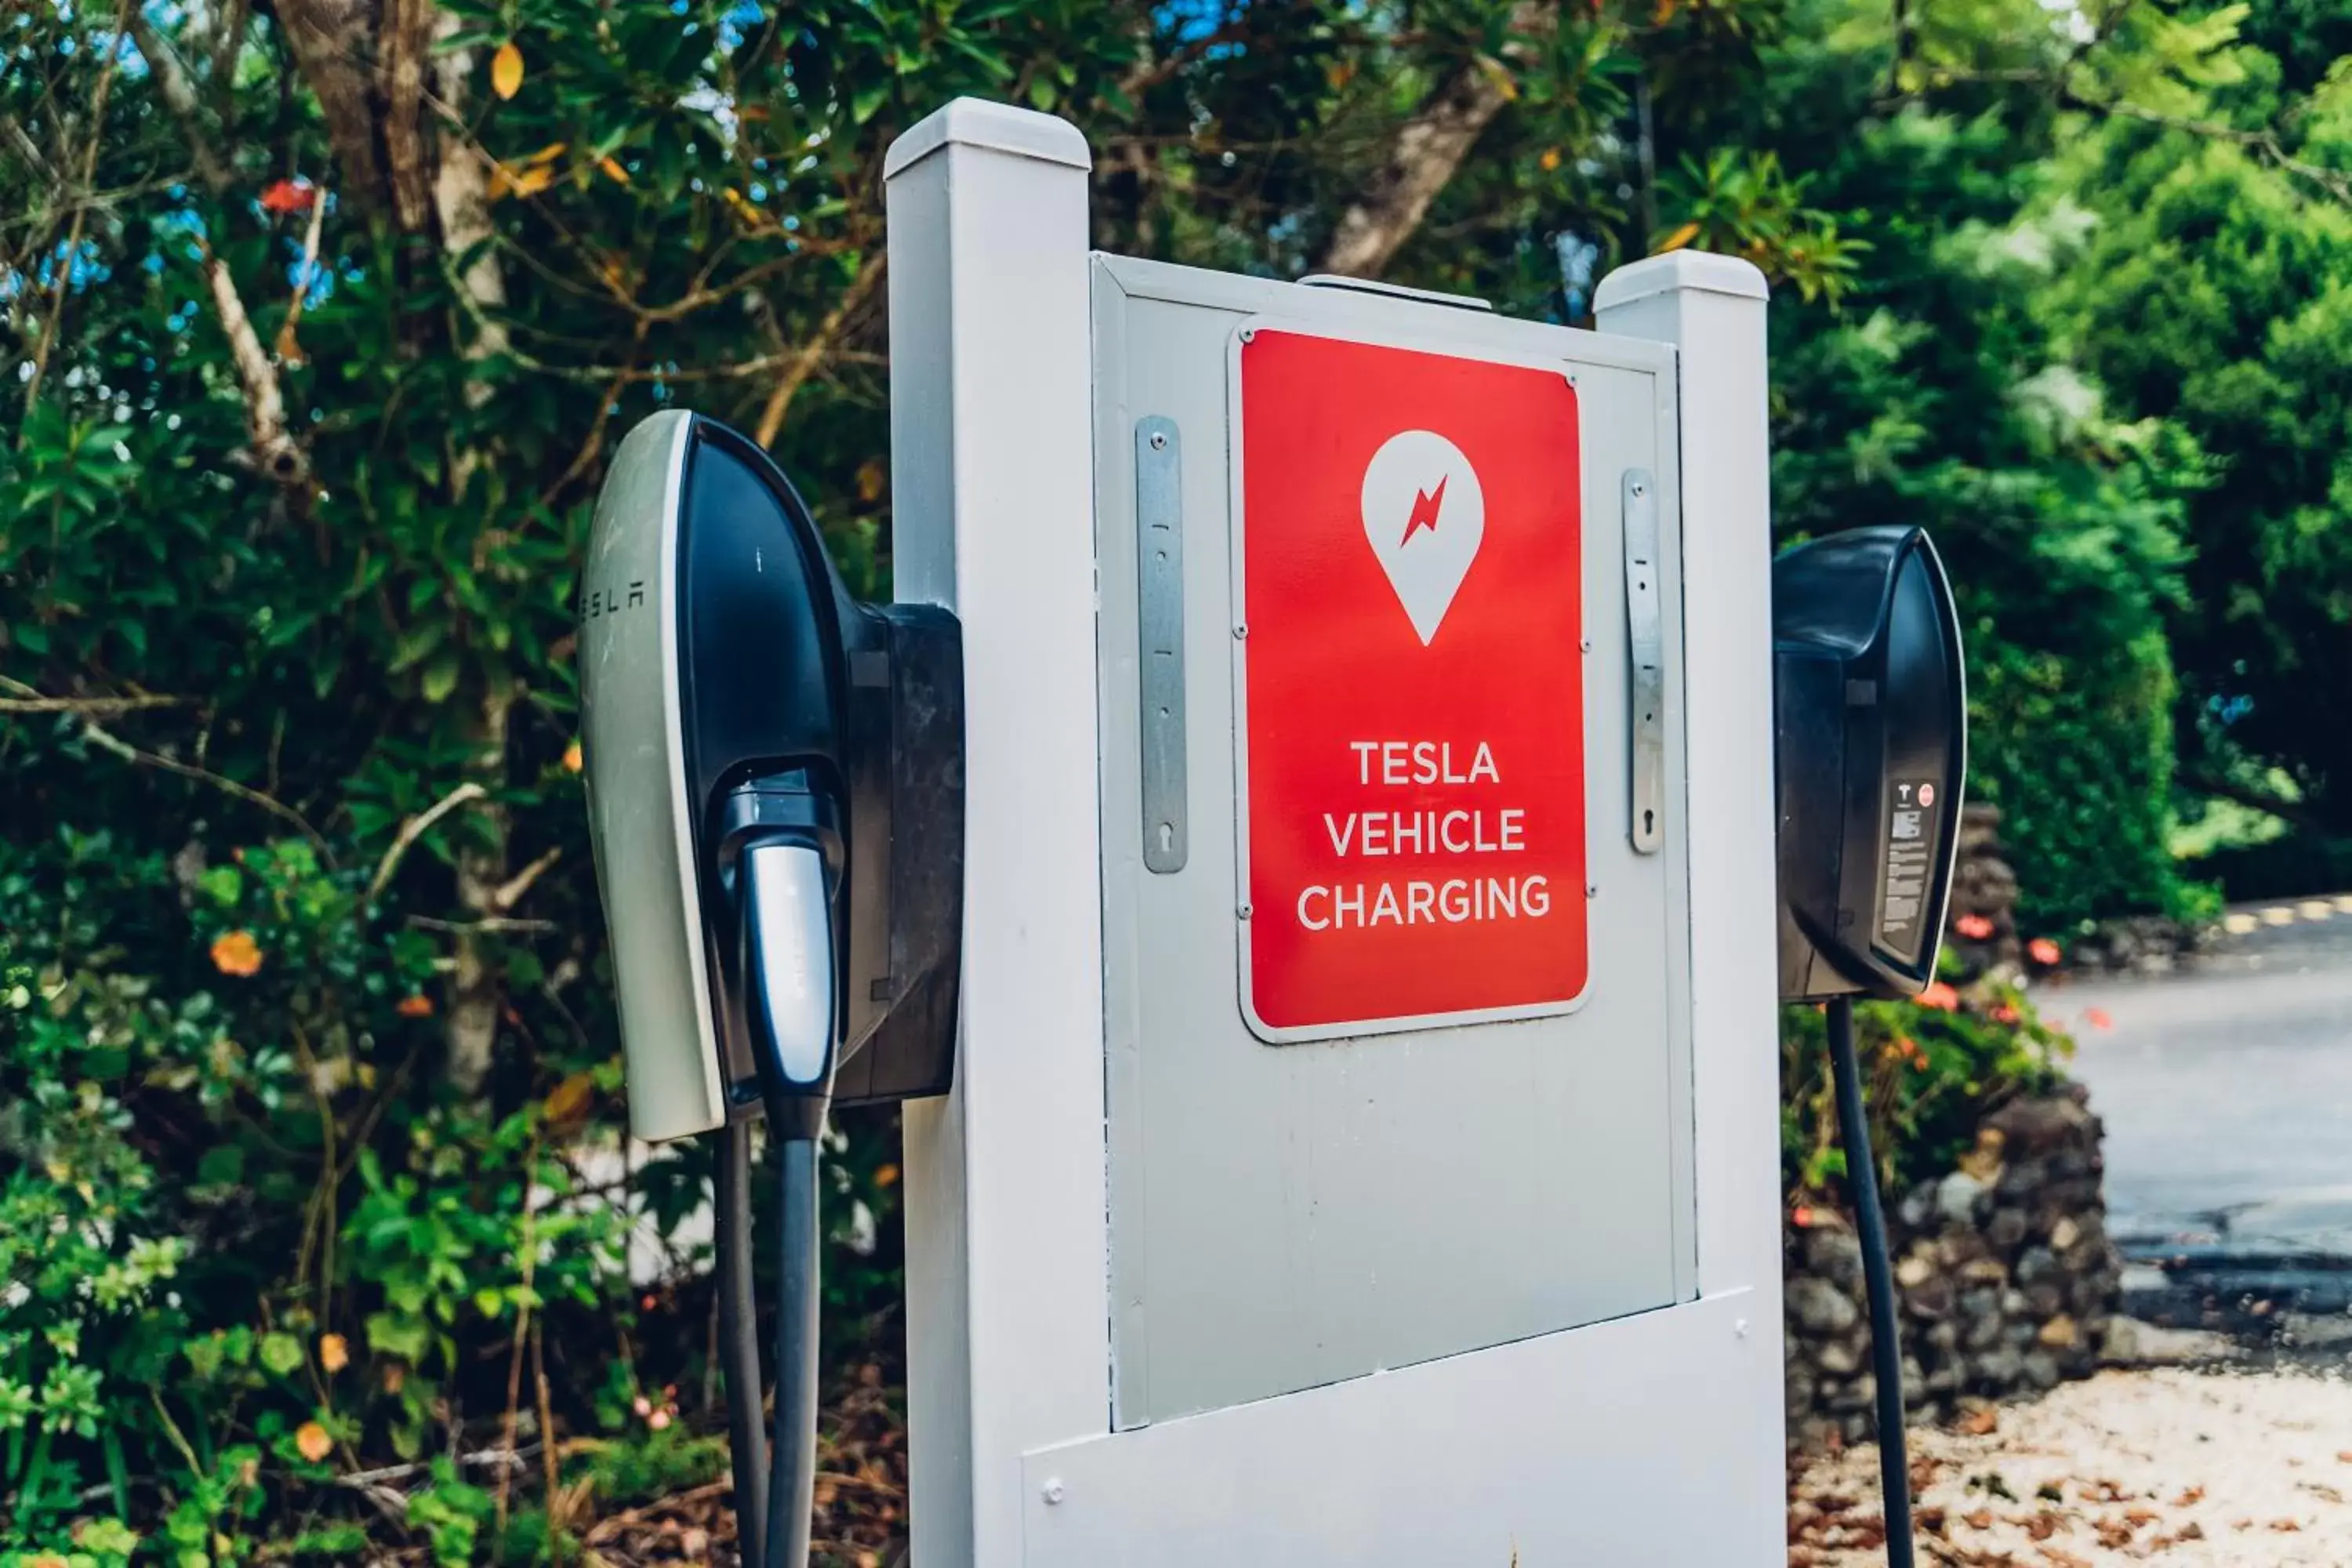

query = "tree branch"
(124, 9), (231, 193)
(275, 183), (330, 365)
(490, 846), (561, 915)
(2063, 89), (2352, 207)
(0, 684), (187, 715)
(201, 241), (307, 483)
(74, 715), (330, 853)
(2180, 770), (2333, 834)
(1316, 2), (1557, 278)
(21, 0), (129, 428)
(753, 253), (885, 448)
(367, 781), (488, 902)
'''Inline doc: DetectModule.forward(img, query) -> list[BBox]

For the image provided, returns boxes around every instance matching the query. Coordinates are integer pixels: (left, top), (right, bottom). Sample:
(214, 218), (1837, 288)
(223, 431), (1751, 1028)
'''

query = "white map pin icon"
(1361, 430), (1485, 644)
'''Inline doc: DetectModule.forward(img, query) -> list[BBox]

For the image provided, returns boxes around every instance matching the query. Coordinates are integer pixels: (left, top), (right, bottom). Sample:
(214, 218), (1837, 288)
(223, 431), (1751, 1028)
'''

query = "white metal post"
(884, 100), (1107, 1568)
(1595, 252), (1786, 1509)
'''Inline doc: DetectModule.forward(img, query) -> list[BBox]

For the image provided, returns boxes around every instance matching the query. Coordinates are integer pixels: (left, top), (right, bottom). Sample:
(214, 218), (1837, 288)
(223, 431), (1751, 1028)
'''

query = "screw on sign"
(1234, 328), (1588, 1040)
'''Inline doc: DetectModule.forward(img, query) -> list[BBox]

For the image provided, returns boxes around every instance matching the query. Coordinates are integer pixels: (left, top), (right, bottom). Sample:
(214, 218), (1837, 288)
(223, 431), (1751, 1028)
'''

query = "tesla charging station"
(883, 98), (1781, 1565)
(583, 93), (1972, 1568)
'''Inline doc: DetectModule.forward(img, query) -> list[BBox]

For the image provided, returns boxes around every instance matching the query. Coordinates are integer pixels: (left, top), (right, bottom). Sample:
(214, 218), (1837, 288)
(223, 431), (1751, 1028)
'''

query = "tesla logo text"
(583, 581), (646, 620)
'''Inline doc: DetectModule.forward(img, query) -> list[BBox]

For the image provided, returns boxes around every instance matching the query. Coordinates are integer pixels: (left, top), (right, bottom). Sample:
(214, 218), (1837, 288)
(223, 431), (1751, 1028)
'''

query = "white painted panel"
(1092, 259), (1698, 1427)
(1020, 1291), (1783, 1567)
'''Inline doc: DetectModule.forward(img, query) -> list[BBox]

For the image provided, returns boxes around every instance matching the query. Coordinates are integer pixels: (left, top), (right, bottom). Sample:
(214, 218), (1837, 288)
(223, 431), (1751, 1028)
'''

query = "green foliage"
(2032, 34), (2352, 840)
(1726, 0), (2210, 927)
(1780, 976), (2074, 1200)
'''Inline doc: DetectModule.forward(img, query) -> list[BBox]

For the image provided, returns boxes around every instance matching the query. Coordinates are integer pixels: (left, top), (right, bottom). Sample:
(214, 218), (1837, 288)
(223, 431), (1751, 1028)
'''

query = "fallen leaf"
(295, 1421), (332, 1463)
(492, 41), (524, 100)
(544, 1071), (594, 1126)
(319, 1333), (349, 1374)
(210, 930), (263, 977)
(2270, 1519), (2303, 1532)
(2172, 1486), (2205, 1505)
(1959, 1406), (1999, 1436)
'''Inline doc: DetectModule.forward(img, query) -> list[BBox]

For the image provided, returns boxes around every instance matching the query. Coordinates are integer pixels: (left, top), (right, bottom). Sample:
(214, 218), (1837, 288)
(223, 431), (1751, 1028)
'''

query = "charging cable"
(712, 838), (837, 1568)
(1826, 995), (1916, 1568)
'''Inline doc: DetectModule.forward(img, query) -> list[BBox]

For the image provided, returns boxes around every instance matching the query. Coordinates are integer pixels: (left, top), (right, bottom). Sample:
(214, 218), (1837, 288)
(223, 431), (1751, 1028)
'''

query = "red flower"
(1954, 913), (1995, 941)
(260, 178), (316, 215)
(1991, 1003), (2020, 1025)
(1791, 1205), (1815, 1228)
(2027, 936), (2062, 967)
(1917, 981), (1961, 1011)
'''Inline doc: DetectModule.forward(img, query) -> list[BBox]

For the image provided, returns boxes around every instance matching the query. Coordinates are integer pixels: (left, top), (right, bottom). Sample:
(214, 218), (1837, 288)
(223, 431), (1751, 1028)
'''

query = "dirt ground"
(1791, 1365), (2352, 1565)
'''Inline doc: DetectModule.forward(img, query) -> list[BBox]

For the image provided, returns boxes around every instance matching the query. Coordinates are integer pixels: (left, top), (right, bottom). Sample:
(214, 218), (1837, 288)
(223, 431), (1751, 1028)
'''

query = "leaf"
(420, 652), (460, 705)
(260, 1331), (303, 1376)
(1655, 221), (1703, 255)
(295, 1421), (333, 1464)
(492, 41), (524, 101)
(543, 1071), (594, 1127)
(365, 1311), (429, 1363)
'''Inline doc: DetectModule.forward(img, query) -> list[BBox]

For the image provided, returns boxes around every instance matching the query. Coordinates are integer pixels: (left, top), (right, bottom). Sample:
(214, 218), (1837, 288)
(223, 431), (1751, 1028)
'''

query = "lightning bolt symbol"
(1400, 474), (1447, 546)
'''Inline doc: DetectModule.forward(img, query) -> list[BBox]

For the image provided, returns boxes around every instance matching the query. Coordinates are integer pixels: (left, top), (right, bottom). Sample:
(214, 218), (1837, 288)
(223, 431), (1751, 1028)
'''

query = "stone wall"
(1783, 1086), (2123, 1447)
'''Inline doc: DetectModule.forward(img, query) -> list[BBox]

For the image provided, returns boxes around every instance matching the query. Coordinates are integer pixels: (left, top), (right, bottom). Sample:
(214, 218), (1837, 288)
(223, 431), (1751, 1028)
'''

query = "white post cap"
(1592, 250), (1769, 314)
(884, 96), (1093, 180)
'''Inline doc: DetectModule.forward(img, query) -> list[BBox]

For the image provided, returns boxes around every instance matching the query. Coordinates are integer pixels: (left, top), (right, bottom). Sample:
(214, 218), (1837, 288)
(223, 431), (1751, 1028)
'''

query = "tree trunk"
(279, 0), (517, 1097)
(1316, 2), (1558, 278)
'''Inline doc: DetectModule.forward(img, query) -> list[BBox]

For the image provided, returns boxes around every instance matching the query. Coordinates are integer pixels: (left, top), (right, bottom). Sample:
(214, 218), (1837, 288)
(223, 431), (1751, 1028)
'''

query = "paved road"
(2058, 906), (2352, 1301)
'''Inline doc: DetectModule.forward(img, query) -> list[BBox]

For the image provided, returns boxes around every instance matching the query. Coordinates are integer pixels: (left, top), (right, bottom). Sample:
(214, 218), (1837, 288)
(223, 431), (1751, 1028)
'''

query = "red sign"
(1236, 328), (1588, 1037)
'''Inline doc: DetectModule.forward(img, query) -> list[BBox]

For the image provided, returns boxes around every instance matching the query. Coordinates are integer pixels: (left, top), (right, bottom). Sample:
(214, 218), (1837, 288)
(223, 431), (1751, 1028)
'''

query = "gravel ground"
(1790, 1367), (2352, 1565)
